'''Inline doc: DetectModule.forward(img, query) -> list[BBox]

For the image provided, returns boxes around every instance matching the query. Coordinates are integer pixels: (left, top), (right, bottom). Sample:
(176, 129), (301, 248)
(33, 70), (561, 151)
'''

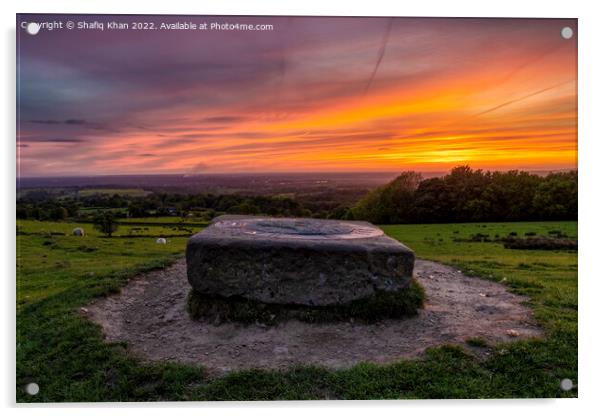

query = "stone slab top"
(192, 215), (412, 253)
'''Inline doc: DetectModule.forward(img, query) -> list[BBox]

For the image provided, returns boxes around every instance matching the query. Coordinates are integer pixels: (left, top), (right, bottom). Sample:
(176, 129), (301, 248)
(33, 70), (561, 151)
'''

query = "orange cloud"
(17, 16), (577, 176)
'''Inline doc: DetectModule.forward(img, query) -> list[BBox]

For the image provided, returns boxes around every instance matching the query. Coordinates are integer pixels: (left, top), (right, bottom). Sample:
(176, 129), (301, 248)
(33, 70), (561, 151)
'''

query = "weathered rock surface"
(186, 215), (415, 306)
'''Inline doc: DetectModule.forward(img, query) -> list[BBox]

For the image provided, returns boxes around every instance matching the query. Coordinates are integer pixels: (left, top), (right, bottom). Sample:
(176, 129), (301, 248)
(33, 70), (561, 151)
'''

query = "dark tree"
(49, 206), (69, 221)
(351, 172), (422, 223)
(352, 167), (577, 224)
(533, 171), (577, 220)
(16, 206), (28, 219)
(128, 203), (149, 218)
(93, 212), (119, 237)
(228, 201), (261, 215)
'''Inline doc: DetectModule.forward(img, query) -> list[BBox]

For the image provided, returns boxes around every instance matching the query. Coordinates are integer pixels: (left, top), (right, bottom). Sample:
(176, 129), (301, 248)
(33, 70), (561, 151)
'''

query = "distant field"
(382, 221), (576, 269)
(77, 207), (129, 216)
(118, 216), (208, 226)
(77, 188), (151, 197)
(17, 219), (203, 239)
(16, 220), (577, 401)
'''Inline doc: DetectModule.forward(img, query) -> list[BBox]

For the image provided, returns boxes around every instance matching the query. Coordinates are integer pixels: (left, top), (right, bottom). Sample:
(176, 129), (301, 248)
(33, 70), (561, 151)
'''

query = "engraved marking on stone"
(214, 218), (384, 240)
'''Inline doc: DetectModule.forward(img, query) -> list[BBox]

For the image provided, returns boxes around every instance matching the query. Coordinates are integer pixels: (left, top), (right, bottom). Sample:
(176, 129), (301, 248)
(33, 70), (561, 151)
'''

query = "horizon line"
(17, 167), (578, 180)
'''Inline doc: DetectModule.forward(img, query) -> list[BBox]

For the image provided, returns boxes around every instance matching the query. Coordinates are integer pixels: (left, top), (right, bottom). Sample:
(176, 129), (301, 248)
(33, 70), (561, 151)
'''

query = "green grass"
(16, 220), (202, 308)
(118, 216), (206, 224)
(77, 207), (129, 216)
(16, 220), (577, 401)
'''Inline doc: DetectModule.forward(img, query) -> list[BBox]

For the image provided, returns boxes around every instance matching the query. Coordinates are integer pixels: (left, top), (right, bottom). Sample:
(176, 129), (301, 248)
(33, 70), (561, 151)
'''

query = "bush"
(502, 236), (577, 251)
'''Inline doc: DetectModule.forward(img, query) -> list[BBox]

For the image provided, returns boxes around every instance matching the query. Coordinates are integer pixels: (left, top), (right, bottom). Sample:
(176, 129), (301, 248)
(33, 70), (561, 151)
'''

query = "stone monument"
(186, 216), (416, 316)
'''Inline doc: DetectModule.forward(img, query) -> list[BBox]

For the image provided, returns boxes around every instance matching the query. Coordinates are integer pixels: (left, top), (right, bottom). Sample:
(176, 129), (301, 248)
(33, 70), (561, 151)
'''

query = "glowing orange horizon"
(17, 16), (577, 176)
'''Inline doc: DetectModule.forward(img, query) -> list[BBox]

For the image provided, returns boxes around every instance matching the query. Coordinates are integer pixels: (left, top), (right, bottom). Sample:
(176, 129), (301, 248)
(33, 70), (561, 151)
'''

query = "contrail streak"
(472, 79), (575, 118)
(363, 18), (394, 96)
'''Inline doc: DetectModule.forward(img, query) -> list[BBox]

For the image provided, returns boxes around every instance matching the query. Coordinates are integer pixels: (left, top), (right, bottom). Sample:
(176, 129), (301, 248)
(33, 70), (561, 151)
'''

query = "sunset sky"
(17, 15), (577, 177)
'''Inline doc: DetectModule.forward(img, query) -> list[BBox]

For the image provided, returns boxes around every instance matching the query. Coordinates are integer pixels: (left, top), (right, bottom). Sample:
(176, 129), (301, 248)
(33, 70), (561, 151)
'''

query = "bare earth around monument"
(86, 216), (542, 376)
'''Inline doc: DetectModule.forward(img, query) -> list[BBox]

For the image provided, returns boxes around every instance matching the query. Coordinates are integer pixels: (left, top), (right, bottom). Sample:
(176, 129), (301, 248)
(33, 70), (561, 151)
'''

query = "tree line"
(348, 166), (577, 224)
(16, 192), (312, 221)
(17, 166), (577, 225)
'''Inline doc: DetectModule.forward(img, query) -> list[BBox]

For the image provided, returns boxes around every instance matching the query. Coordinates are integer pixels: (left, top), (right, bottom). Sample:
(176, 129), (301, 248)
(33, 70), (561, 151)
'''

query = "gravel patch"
(86, 258), (542, 376)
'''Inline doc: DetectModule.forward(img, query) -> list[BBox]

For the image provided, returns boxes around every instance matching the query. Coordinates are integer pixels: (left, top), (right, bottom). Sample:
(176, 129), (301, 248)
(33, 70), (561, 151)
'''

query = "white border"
(2, 0), (601, 414)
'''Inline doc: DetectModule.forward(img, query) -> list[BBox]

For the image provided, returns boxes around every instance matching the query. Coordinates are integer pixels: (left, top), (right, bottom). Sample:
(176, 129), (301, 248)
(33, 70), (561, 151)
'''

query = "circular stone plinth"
(214, 217), (384, 240)
(186, 215), (415, 307)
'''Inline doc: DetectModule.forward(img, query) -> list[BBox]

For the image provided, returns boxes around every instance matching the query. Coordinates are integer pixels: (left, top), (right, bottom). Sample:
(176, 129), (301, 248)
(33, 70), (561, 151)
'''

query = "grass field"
(16, 220), (202, 308)
(117, 217), (209, 228)
(16, 220), (577, 401)
(117, 217), (205, 224)
(77, 207), (129, 216)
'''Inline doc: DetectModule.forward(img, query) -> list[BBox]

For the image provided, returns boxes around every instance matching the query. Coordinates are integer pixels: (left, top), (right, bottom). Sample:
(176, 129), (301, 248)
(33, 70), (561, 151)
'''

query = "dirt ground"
(86, 258), (542, 376)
